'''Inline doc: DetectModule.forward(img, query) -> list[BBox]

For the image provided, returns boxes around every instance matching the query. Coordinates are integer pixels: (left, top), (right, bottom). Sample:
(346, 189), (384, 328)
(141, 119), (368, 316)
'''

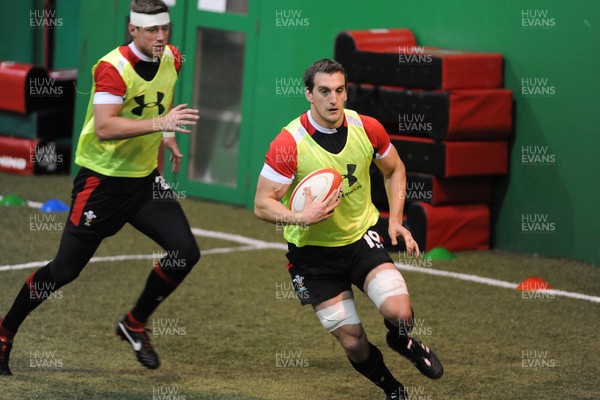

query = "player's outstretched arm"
(94, 103), (199, 141)
(254, 175), (339, 226)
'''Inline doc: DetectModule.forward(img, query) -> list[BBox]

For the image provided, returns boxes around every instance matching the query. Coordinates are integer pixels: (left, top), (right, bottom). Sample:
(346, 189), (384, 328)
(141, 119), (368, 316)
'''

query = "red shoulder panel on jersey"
(94, 62), (127, 96)
(167, 44), (183, 73)
(359, 113), (391, 156)
(264, 130), (298, 179)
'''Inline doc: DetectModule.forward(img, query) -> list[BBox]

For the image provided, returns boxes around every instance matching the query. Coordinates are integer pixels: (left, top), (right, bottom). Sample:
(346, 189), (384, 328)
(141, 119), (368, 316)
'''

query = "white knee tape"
(315, 299), (361, 332)
(367, 269), (409, 310)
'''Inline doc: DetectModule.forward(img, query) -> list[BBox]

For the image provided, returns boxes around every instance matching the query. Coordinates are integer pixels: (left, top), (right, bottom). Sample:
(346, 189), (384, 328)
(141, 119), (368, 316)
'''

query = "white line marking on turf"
(1, 227), (598, 304)
(0, 246), (262, 272)
(396, 263), (518, 290)
(396, 263), (600, 304)
(191, 227), (287, 250)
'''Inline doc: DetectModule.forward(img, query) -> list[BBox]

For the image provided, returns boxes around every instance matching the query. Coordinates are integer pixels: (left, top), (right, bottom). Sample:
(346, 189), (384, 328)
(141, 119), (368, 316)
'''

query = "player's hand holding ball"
(290, 168), (343, 225)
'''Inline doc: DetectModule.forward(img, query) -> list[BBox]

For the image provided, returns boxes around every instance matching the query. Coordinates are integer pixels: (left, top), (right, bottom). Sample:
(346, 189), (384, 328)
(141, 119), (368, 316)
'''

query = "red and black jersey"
(94, 43), (183, 97)
(264, 111), (391, 182)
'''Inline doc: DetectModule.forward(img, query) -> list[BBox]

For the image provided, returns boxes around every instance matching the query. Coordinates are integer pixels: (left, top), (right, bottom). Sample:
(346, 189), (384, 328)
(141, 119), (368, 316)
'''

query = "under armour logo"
(343, 164), (358, 187)
(131, 92), (165, 116)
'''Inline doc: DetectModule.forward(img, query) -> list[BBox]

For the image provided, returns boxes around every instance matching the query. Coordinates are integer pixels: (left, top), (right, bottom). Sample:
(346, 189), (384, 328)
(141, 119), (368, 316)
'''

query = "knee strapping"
(315, 299), (361, 332)
(367, 269), (408, 310)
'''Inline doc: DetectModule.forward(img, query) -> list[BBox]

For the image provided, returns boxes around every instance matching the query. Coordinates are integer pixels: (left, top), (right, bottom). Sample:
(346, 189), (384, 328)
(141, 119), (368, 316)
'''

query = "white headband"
(130, 11), (170, 27)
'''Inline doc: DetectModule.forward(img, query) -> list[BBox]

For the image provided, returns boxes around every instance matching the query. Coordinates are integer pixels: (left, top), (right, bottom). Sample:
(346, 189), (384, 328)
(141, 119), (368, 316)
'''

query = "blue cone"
(40, 199), (69, 212)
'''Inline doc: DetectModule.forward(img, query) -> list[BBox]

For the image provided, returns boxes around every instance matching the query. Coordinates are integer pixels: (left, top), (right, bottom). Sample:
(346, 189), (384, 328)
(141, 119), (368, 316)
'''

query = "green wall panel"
(0, 0), (80, 68)
(0, 0), (39, 64)
(53, 0), (82, 69)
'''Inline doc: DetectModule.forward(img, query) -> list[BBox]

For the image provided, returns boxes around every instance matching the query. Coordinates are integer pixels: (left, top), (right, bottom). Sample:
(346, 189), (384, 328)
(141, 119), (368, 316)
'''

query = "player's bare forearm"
(375, 145), (419, 253)
(254, 195), (305, 226)
(254, 176), (338, 226)
(375, 145), (406, 224)
(383, 164), (406, 225)
(254, 175), (295, 223)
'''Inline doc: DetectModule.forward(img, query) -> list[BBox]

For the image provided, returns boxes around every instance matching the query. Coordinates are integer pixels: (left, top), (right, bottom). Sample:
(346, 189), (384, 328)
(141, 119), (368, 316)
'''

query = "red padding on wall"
(444, 140), (508, 177)
(370, 169), (493, 208)
(338, 28), (417, 53)
(411, 173), (493, 205)
(448, 89), (513, 139)
(407, 202), (490, 252)
(391, 135), (508, 178)
(429, 48), (504, 90)
(335, 31), (504, 90)
(347, 84), (513, 141)
(0, 136), (38, 175)
(0, 62), (49, 114)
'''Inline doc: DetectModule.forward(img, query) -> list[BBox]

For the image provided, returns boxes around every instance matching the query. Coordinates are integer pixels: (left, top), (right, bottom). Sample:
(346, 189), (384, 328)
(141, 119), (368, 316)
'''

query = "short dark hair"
(303, 58), (347, 92)
(130, 0), (169, 14)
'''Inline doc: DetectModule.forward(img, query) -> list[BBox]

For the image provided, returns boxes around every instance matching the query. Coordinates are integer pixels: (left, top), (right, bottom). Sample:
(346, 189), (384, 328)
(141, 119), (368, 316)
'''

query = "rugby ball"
(289, 168), (343, 212)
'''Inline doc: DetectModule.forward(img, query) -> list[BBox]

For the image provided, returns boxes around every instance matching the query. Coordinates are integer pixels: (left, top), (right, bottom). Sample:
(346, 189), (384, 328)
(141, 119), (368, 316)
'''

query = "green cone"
(0, 193), (27, 207)
(424, 247), (455, 260)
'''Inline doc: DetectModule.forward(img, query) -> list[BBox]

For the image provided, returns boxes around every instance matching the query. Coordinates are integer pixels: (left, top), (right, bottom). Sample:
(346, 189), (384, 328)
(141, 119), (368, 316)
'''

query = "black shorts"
(66, 167), (178, 241)
(286, 228), (394, 306)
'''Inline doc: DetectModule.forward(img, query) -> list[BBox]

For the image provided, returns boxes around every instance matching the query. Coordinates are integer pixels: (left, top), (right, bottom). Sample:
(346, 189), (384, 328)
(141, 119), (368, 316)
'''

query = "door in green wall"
(165, 0), (257, 206)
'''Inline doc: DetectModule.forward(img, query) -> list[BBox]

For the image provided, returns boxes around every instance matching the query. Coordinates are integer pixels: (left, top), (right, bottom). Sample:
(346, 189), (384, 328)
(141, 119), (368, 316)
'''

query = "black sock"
(349, 342), (400, 394)
(130, 267), (178, 324)
(2, 264), (57, 335)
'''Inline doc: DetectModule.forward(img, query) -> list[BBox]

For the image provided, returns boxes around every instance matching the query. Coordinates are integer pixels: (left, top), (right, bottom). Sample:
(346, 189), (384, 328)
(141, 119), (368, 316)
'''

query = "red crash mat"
(0, 62), (49, 114)
(0, 136), (38, 175)
(391, 135), (508, 178)
(370, 168), (493, 209)
(0, 135), (71, 175)
(335, 29), (503, 90)
(347, 84), (513, 141)
(407, 173), (493, 205)
(407, 202), (490, 252)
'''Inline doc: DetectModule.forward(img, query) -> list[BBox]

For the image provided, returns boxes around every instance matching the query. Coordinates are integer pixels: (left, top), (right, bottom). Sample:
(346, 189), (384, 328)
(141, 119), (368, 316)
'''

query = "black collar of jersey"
(311, 124), (348, 155)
